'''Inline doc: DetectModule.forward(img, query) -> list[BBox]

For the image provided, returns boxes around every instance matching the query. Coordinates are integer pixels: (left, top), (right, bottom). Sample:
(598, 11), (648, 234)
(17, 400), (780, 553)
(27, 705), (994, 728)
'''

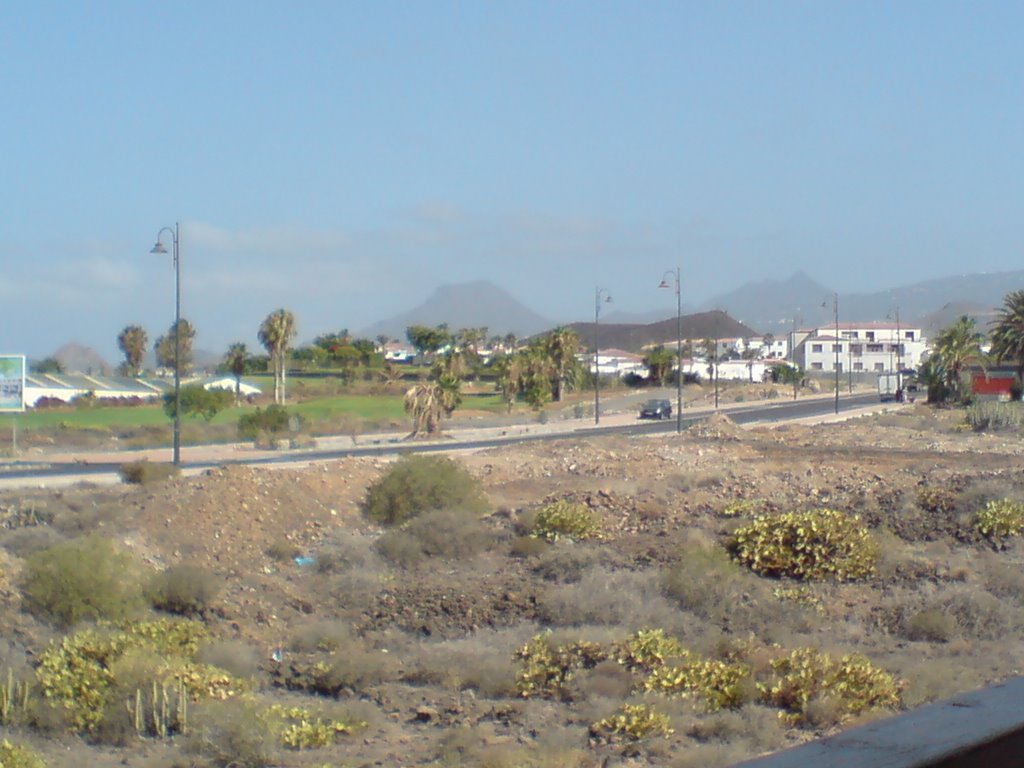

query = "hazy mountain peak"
(362, 281), (554, 339)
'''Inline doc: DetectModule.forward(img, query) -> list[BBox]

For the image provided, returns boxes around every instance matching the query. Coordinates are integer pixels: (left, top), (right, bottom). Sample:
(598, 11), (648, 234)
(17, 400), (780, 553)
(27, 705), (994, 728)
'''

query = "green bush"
(120, 460), (180, 485)
(21, 535), (147, 627)
(644, 655), (753, 712)
(0, 740), (46, 768)
(974, 499), (1024, 541)
(164, 385), (233, 422)
(237, 405), (302, 440)
(362, 455), (489, 526)
(531, 500), (601, 541)
(757, 647), (902, 726)
(514, 632), (609, 700)
(727, 509), (878, 581)
(147, 564), (223, 615)
(375, 508), (496, 566)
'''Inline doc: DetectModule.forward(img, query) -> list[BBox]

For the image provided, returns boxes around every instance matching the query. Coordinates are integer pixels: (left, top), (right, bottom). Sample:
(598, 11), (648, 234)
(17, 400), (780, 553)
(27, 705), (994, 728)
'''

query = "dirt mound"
(687, 411), (744, 441)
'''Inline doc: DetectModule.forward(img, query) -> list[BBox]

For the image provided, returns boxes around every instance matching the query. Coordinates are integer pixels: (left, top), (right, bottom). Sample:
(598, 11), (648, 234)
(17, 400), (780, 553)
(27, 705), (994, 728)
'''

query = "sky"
(3, 1), (1023, 363)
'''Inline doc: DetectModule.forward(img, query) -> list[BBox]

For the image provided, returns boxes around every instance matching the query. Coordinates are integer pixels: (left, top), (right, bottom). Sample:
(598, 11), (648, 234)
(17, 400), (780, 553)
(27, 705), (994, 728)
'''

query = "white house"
(585, 348), (647, 378)
(790, 322), (927, 374)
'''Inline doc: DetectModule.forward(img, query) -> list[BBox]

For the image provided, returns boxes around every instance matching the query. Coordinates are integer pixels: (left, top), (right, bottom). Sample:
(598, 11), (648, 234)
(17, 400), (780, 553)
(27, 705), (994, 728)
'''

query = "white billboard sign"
(0, 355), (26, 412)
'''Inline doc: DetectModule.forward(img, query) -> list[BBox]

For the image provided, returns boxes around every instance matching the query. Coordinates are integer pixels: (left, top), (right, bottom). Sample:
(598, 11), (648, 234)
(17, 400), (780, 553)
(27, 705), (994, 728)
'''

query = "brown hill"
(564, 309), (761, 351)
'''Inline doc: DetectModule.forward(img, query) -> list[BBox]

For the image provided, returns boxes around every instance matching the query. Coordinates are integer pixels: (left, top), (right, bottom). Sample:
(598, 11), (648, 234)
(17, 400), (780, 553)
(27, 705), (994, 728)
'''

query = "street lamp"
(832, 292), (840, 415)
(658, 268), (683, 434)
(594, 287), (612, 424)
(151, 223), (181, 465)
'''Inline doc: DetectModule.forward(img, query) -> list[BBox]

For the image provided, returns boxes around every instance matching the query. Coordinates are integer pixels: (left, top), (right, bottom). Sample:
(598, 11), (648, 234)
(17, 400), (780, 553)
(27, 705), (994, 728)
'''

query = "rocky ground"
(2, 403), (1024, 767)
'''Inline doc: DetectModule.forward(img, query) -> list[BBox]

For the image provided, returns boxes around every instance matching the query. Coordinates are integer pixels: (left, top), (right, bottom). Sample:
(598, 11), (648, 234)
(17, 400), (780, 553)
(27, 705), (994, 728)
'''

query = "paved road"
(0, 392), (882, 486)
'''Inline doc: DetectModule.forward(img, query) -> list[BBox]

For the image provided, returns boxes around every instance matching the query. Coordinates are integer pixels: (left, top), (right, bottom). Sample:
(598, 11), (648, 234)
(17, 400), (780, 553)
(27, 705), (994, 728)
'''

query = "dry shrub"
(530, 500), (601, 541)
(934, 587), (1021, 640)
(147, 564), (223, 615)
(403, 628), (528, 697)
(376, 507), (497, 567)
(509, 535), (548, 558)
(185, 698), (277, 768)
(290, 619), (356, 653)
(904, 609), (956, 643)
(670, 742), (762, 768)
(662, 538), (816, 640)
(197, 640), (262, 680)
(120, 460), (180, 485)
(0, 526), (66, 558)
(978, 550), (1024, 602)
(567, 659), (635, 704)
(21, 534), (147, 627)
(314, 530), (384, 574)
(536, 567), (686, 633)
(311, 646), (396, 693)
(531, 543), (607, 583)
(265, 540), (301, 562)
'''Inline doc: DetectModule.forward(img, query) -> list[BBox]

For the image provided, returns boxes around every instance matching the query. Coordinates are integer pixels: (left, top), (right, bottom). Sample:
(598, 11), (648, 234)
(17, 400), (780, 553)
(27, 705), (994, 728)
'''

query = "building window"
(905, 331), (915, 340)
(854, 362), (864, 371)
(836, 362), (843, 372)
(866, 331), (875, 341)
(811, 344), (823, 353)
(832, 344), (842, 353)
(842, 331), (859, 339)
(811, 362), (823, 370)
(851, 344), (863, 355)
(867, 343), (883, 353)
(874, 362), (884, 371)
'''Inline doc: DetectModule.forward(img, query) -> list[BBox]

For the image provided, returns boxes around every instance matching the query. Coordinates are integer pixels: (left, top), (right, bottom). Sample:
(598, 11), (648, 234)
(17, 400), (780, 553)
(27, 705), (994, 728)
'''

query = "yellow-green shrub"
(974, 499), (1024, 541)
(0, 740), (46, 768)
(644, 655), (752, 712)
(261, 704), (365, 749)
(615, 628), (685, 672)
(35, 618), (237, 733)
(514, 632), (608, 699)
(757, 647), (902, 725)
(590, 703), (673, 742)
(531, 500), (601, 541)
(728, 509), (877, 581)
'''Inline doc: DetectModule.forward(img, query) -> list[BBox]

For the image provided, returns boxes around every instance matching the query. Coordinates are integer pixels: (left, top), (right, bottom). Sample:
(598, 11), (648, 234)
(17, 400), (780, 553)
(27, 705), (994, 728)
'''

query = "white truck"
(878, 372), (918, 402)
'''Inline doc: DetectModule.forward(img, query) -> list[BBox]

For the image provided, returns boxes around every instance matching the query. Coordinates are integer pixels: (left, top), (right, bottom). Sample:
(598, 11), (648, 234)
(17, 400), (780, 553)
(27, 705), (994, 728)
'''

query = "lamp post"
(658, 268), (683, 434)
(833, 292), (840, 415)
(151, 223), (181, 465)
(593, 287), (612, 424)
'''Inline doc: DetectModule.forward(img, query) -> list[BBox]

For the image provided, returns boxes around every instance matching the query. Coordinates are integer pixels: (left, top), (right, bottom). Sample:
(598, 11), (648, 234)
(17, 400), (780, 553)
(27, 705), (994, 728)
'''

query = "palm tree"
(932, 315), (986, 402)
(223, 343), (248, 403)
(258, 309), (297, 405)
(492, 352), (526, 413)
(544, 327), (581, 402)
(990, 290), (1024, 396)
(404, 382), (450, 437)
(642, 345), (676, 386)
(117, 325), (148, 376)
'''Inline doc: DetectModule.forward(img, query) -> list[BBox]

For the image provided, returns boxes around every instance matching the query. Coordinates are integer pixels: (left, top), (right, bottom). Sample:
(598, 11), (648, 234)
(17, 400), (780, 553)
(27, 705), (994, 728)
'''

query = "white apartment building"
(789, 322), (927, 374)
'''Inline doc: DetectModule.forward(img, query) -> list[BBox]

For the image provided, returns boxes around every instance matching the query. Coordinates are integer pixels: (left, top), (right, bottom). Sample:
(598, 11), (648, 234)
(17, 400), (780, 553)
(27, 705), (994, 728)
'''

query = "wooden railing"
(733, 677), (1024, 768)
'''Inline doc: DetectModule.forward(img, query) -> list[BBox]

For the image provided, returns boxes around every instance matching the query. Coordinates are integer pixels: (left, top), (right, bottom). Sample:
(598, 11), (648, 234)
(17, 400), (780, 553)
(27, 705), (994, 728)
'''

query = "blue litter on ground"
(294, 556), (315, 567)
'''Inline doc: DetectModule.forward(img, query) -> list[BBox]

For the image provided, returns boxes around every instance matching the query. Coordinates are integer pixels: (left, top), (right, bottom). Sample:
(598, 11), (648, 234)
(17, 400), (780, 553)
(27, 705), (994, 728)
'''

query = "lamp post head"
(658, 279), (670, 289)
(151, 241), (168, 255)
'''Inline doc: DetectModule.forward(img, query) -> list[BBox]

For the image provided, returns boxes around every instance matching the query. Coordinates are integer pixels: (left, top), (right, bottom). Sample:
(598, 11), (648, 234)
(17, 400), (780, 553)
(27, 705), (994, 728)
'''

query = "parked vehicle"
(639, 398), (673, 419)
(878, 372), (919, 403)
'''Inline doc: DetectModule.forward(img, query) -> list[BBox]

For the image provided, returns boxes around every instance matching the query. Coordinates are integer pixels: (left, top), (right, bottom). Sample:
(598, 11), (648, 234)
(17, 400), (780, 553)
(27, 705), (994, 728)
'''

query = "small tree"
(31, 356), (65, 374)
(931, 315), (985, 402)
(643, 345), (676, 386)
(406, 324), (452, 359)
(154, 319), (196, 374)
(164, 385), (233, 422)
(118, 324), (148, 376)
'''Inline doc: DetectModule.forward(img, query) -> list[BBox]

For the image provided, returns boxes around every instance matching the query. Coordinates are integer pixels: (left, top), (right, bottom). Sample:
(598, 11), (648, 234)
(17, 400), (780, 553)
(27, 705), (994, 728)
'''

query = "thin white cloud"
(185, 221), (352, 254)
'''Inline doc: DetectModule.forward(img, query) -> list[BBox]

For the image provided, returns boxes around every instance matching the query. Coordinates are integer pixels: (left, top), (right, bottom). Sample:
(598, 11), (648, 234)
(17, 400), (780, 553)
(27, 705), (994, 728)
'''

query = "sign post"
(0, 356), (26, 456)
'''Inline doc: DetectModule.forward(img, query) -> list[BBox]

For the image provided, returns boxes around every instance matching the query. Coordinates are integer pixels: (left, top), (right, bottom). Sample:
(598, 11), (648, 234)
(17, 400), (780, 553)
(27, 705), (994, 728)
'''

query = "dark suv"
(639, 399), (672, 420)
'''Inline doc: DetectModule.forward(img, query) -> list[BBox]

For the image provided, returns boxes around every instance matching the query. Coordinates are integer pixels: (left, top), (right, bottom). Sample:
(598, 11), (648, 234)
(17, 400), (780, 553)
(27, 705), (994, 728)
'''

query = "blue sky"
(3, 2), (1023, 362)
